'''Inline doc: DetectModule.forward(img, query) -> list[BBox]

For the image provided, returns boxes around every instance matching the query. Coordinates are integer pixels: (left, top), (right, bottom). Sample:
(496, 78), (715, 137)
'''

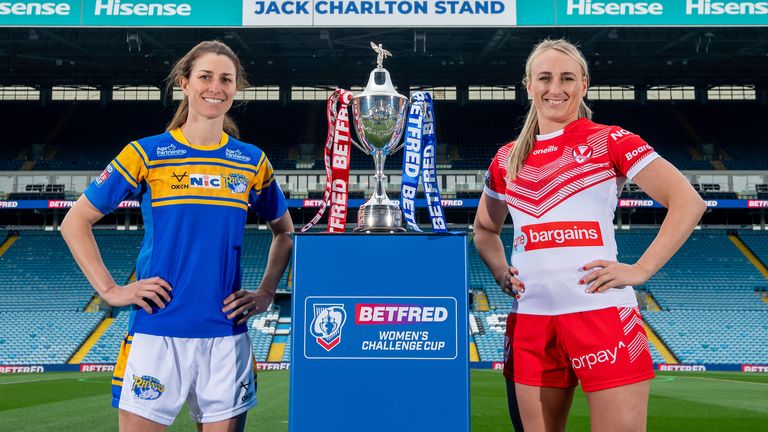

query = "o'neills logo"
(533, 145), (558, 156)
(514, 221), (603, 252)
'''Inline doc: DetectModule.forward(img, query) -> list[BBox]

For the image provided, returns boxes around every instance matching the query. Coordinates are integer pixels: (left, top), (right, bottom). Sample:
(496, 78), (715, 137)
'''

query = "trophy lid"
(355, 42), (406, 100)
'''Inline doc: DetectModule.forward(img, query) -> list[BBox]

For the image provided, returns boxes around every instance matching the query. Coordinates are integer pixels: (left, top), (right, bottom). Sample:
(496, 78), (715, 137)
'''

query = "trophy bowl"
(351, 67), (409, 232)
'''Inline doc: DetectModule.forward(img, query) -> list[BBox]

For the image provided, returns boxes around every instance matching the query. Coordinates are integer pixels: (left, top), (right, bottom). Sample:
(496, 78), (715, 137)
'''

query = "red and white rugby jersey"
(484, 118), (659, 315)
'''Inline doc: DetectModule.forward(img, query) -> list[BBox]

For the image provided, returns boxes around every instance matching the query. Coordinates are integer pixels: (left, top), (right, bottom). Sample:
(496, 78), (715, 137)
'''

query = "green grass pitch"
(1, 370), (766, 431)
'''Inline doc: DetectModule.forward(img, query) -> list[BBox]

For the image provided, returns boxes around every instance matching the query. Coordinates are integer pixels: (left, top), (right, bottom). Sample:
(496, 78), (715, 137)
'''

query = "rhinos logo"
(310, 304), (347, 351)
(225, 173), (248, 194)
(131, 375), (165, 401)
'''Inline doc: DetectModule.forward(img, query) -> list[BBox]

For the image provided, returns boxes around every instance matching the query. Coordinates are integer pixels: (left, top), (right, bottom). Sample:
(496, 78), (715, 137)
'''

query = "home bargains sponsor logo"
(513, 221), (603, 252)
(80, 363), (115, 372)
(658, 364), (707, 371)
(742, 364), (768, 373)
(747, 200), (768, 208)
(256, 362), (290, 371)
(355, 304), (449, 324)
(0, 365), (45, 373)
(190, 174), (221, 189)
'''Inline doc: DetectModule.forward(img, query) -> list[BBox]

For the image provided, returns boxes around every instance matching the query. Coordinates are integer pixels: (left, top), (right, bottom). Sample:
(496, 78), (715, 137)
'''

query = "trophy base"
(355, 203), (405, 233)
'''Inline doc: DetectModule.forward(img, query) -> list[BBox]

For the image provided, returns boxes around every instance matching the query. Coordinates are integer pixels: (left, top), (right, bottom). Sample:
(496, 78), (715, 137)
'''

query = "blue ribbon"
(400, 92), (447, 232)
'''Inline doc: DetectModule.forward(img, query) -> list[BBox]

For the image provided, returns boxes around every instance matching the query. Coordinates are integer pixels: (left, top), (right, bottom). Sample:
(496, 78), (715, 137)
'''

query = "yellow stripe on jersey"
(114, 143), (148, 187)
(148, 165), (253, 202)
(169, 128), (229, 150)
(148, 157), (257, 172)
(111, 160), (138, 188)
(252, 155), (276, 192)
(130, 141), (149, 167)
(153, 198), (248, 211)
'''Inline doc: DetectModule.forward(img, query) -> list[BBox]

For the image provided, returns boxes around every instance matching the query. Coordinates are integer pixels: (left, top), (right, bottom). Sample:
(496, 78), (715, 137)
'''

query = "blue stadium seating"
(82, 310), (129, 363)
(0, 311), (104, 364)
(248, 309), (279, 362)
(242, 230), (291, 292)
(617, 230), (766, 310)
(0, 230), (141, 312)
(738, 230), (768, 273)
(643, 310), (768, 364)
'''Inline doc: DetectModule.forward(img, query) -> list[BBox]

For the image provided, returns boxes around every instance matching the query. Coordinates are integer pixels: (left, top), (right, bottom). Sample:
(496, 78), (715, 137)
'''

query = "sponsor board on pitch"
(80, 363), (115, 372)
(658, 363), (707, 371)
(304, 296), (458, 360)
(0, 365), (45, 373)
(742, 364), (768, 372)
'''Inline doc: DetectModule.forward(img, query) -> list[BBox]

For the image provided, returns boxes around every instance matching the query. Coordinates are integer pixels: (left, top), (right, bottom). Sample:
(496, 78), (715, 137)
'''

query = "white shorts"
(111, 332), (257, 425)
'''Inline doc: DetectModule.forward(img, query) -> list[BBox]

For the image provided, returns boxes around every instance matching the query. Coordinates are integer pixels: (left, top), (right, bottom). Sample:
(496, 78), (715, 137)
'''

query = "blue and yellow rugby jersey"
(85, 128), (287, 338)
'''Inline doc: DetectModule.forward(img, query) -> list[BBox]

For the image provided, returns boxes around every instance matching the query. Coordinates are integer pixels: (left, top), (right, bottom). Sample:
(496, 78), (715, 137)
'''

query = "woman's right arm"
(61, 194), (171, 313)
(473, 194), (524, 298)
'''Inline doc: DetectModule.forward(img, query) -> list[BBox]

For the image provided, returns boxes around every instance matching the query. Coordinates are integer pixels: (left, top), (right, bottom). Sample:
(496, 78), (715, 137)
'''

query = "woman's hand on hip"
(102, 276), (172, 314)
(222, 288), (275, 325)
(580, 260), (652, 293)
(495, 266), (525, 300)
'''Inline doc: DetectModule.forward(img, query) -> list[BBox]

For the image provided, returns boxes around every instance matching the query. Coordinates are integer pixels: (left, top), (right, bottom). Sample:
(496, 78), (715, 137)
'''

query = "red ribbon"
(301, 89), (353, 233)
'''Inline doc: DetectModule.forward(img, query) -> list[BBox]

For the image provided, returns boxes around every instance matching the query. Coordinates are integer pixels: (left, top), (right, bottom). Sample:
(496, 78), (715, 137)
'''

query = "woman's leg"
(119, 409), (167, 432)
(584, 379), (651, 432)
(515, 383), (575, 432)
(198, 412), (248, 432)
(506, 378), (525, 431)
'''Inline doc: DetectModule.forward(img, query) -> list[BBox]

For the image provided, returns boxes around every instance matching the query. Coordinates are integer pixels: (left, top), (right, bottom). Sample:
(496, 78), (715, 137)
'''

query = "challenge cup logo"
(310, 305), (347, 351)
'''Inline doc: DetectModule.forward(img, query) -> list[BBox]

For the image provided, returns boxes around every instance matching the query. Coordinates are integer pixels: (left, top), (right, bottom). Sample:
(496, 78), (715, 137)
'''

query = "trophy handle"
(351, 138), (371, 156)
(390, 141), (405, 154)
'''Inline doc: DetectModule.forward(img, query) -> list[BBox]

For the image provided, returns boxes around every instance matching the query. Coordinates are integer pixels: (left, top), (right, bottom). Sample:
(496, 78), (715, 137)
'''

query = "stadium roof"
(1, 27), (767, 89)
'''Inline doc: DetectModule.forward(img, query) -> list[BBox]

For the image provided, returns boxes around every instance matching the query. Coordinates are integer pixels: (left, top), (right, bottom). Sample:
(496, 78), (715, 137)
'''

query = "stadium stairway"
(68, 317), (114, 364)
(642, 322), (677, 364)
(0, 233), (18, 256)
(729, 234), (768, 281)
(268, 320), (291, 362)
(474, 289), (490, 312)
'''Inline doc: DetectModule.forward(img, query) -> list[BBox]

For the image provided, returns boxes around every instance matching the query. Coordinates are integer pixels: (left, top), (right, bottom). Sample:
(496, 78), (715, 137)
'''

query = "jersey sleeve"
(483, 144), (510, 201)
(606, 127), (659, 181)
(248, 154), (287, 221)
(84, 142), (149, 215)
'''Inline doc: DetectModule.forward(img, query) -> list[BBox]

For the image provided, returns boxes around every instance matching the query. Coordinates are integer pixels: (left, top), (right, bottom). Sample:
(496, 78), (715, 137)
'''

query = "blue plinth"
(289, 233), (470, 432)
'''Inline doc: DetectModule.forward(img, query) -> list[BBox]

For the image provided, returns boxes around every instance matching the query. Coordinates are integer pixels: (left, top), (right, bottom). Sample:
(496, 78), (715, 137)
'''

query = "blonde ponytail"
(506, 39), (592, 181)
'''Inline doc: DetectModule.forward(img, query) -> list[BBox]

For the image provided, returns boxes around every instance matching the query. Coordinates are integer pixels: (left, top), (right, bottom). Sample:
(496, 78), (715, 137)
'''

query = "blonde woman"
(473, 39), (705, 432)
(62, 41), (293, 431)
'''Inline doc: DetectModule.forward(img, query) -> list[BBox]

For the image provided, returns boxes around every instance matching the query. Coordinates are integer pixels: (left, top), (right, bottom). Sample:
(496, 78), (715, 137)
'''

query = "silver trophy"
(351, 42), (409, 232)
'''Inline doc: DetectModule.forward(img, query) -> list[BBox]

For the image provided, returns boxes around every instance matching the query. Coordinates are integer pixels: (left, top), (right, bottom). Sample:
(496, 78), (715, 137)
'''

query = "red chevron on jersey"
(505, 127), (615, 218)
(484, 118), (660, 315)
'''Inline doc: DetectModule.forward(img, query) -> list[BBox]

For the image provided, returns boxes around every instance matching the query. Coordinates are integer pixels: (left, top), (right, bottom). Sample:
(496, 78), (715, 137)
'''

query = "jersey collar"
(169, 128), (229, 150)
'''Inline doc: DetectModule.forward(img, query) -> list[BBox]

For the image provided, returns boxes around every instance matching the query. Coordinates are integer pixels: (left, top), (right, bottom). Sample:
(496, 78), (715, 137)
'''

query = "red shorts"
(503, 306), (654, 392)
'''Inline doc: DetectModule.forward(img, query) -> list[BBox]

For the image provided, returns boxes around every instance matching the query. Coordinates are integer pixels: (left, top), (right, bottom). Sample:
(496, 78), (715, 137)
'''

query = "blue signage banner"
(2, 198), (767, 210)
(290, 233), (470, 432)
(304, 296), (458, 360)
(1, 1), (766, 27)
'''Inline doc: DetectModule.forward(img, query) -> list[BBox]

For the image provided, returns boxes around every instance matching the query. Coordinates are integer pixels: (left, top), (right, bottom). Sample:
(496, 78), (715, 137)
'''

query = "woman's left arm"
(223, 211), (295, 324)
(582, 157), (706, 293)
